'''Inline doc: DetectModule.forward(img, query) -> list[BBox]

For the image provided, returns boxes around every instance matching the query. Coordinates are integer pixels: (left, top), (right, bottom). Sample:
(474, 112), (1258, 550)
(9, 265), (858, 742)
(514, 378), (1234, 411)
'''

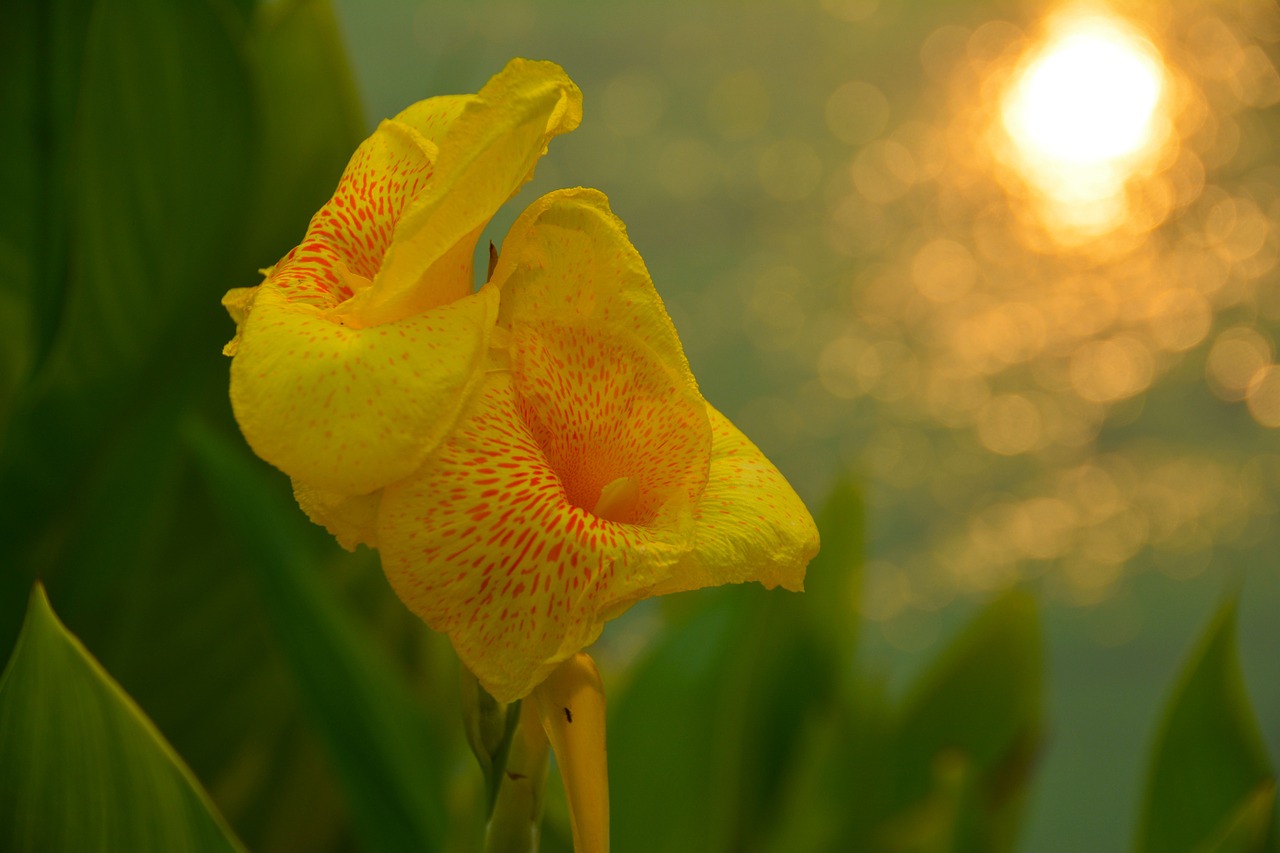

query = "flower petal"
(293, 479), (381, 551)
(228, 283), (498, 495)
(643, 405), (820, 601)
(378, 371), (692, 703)
(492, 188), (711, 520)
(493, 188), (696, 388)
(346, 59), (584, 326)
(260, 108), (446, 315)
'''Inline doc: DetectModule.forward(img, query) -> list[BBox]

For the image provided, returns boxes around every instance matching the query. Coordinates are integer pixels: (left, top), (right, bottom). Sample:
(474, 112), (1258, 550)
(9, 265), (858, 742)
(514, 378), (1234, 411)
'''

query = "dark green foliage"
(188, 420), (452, 853)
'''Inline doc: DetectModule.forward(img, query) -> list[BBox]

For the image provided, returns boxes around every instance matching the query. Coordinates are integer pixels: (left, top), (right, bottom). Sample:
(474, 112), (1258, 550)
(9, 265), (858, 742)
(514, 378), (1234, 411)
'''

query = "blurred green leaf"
(54, 0), (254, 383)
(887, 589), (1044, 853)
(611, 481), (863, 852)
(609, 590), (745, 853)
(187, 418), (450, 853)
(0, 0), (94, 397)
(0, 584), (246, 853)
(803, 477), (865, 666)
(1204, 783), (1278, 853)
(0, 0), (96, 660)
(36, 391), (350, 852)
(242, 0), (366, 269)
(761, 678), (896, 853)
(0, 0), (255, 571)
(1137, 598), (1278, 853)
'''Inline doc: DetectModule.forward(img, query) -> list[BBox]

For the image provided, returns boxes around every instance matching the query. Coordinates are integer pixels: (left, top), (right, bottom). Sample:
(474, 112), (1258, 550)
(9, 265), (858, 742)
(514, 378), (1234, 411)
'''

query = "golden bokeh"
(1000, 6), (1170, 234)
(803, 0), (1280, 617)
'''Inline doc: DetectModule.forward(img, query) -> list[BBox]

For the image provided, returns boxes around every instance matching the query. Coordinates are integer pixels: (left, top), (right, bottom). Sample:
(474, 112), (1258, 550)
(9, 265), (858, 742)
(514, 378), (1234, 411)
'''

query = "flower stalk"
(533, 654), (610, 853)
(484, 698), (550, 853)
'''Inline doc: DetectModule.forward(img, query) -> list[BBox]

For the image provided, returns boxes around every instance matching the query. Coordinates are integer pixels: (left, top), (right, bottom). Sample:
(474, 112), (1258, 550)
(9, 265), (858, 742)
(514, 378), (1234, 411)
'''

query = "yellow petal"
(492, 188), (696, 387)
(494, 187), (711, 518)
(378, 371), (692, 704)
(293, 479), (381, 551)
(264, 106), (447, 314)
(228, 282), (498, 496)
(345, 59), (583, 326)
(221, 286), (258, 356)
(646, 405), (820, 600)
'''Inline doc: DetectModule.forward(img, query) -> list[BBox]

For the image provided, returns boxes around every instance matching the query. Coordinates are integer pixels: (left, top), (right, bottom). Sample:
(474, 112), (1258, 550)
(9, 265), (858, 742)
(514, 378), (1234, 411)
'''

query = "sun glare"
(1001, 8), (1169, 232)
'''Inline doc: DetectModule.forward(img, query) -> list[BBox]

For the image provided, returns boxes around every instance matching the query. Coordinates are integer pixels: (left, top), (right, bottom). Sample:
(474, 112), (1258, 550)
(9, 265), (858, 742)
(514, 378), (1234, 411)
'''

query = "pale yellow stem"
(533, 653), (610, 853)
(484, 699), (550, 853)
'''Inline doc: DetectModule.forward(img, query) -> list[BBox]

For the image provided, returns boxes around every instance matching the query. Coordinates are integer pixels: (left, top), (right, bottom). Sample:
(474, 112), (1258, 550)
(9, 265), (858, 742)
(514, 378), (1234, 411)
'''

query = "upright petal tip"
(495, 58), (584, 137)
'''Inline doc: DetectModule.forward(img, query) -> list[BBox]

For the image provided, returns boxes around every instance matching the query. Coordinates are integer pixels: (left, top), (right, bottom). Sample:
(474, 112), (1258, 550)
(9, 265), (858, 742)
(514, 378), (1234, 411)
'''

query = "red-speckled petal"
(378, 371), (692, 703)
(642, 405), (820, 601)
(347, 59), (583, 326)
(228, 283), (498, 496)
(261, 112), (448, 315)
(492, 187), (711, 512)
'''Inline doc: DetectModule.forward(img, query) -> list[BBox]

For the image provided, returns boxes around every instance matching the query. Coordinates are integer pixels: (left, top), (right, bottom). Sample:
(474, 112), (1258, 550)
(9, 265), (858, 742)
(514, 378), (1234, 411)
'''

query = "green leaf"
(1137, 598), (1278, 853)
(803, 477), (865, 666)
(609, 590), (746, 853)
(186, 418), (450, 853)
(0, 584), (246, 853)
(888, 589), (1044, 853)
(610, 479), (864, 853)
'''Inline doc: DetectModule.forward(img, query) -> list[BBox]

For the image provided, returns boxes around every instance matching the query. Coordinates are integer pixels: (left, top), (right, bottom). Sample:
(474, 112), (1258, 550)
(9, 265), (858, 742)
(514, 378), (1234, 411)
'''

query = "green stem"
(484, 698), (550, 853)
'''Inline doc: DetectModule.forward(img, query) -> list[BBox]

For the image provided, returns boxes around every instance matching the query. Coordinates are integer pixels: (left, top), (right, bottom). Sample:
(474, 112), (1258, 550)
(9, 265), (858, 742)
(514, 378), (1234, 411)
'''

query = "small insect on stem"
(563, 706), (573, 723)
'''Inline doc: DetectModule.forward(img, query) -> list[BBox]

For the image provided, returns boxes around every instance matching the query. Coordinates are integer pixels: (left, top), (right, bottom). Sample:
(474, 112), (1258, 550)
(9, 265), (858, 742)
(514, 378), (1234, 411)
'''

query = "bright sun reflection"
(1001, 8), (1169, 232)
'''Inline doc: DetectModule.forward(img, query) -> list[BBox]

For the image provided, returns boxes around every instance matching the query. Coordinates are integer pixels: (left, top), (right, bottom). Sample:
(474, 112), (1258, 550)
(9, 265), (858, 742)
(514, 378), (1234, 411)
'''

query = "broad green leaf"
(888, 589), (1044, 853)
(706, 590), (838, 851)
(187, 418), (450, 853)
(1137, 598), (1278, 853)
(0, 584), (245, 853)
(242, 0), (366, 270)
(33, 388), (352, 852)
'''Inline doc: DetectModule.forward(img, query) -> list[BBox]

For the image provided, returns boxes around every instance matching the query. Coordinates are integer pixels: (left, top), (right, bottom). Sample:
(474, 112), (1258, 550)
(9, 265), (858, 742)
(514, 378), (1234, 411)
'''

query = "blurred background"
(334, 0), (1280, 847)
(3, 0), (1278, 851)
(331, 0), (1280, 847)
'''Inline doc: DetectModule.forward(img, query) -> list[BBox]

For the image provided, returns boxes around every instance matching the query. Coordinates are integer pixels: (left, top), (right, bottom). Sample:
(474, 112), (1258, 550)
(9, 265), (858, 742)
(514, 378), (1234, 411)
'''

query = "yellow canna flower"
(222, 60), (818, 707)
(222, 58), (581, 511)
(376, 189), (819, 703)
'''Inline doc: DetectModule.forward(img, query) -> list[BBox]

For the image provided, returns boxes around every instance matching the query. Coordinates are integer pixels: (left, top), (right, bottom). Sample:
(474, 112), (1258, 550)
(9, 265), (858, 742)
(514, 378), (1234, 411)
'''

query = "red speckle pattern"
(379, 367), (694, 703)
(376, 187), (818, 701)
(512, 321), (709, 524)
(266, 125), (438, 309)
